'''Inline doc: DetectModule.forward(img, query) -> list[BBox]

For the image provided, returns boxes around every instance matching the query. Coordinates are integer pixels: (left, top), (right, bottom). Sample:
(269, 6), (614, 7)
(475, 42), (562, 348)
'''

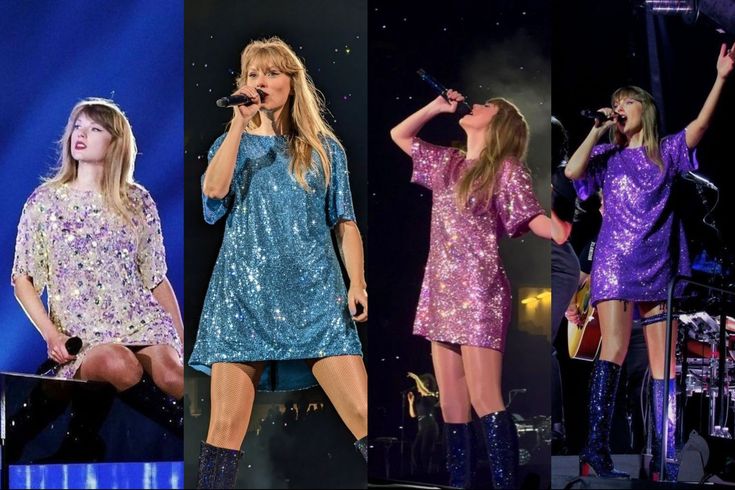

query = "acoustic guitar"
(567, 277), (602, 361)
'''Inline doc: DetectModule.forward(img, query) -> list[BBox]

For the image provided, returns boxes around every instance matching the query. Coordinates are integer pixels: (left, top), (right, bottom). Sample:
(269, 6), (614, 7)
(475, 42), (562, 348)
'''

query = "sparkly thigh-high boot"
(355, 436), (368, 461)
(650, 378), (679, 481)
(444, 422), (472, 488)
(196, 441), (243, 489)
(117, 372), (183, 436)
(579, 360), (629, 478)
(480, 410), (518, 489)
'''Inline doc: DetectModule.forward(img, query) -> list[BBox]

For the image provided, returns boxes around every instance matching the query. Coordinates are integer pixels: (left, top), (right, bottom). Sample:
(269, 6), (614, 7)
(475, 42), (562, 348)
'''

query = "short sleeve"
(494, 160), (544, 237)
(202, 133), (234, 224)
(11, 190), (49, 294)
(325, 139), (356, 227)
(410, 137), (456, 190)
(573, 144), (614, 201)
(135, 187), (167, 289)
(661, 129), (697, 175)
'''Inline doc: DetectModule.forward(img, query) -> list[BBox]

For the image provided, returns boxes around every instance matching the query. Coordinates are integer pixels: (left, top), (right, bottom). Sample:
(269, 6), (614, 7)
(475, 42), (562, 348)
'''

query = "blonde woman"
(189, 37), (367, 488)
(11, 98), (184, 441)
(391, 90), (553, 489)
(565, 44), (735, 481)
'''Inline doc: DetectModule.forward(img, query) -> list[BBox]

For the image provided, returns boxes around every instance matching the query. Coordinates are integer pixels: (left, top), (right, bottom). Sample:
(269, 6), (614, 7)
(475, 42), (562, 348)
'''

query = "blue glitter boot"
(650, 378), (679, 481)
(579, 360), (629, 478)
(445, 422), (472, 488)
(355, 436), (368, 461)
(480, 410), (518, 489)
(197, 441), (243, 489)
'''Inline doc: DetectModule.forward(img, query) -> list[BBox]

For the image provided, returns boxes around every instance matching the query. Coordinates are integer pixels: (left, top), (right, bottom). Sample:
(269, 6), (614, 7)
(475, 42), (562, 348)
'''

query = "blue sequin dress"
(188, 132), (362, 391)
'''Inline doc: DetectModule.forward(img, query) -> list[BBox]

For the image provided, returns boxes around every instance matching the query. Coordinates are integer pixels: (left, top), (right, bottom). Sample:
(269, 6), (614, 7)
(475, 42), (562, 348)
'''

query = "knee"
(439, 399), (470, 423)
(97, 346), (143, 389)
(601, 336), (629, 361)
(158, 365), (184, 399)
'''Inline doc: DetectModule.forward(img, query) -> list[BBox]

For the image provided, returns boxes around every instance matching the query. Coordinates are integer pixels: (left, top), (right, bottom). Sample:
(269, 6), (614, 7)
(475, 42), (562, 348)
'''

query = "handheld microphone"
(216, 89), (267, 108)
(36, 337), (83, 376)
(580, 109), (613, 122)
(416, 69), (472, 116)
(683, 171), (718, 191)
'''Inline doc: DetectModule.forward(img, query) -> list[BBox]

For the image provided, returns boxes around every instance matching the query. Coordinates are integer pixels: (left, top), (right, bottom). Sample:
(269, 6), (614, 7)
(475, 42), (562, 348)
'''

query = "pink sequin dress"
(411, 138), (544, 352)
(11, 184), (182, 378)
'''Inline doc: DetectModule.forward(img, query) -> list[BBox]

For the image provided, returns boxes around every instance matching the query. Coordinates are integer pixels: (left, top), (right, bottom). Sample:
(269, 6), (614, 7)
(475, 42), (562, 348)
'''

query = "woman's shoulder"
(126, 182), (156, 208)
(24, 182), (59, 208)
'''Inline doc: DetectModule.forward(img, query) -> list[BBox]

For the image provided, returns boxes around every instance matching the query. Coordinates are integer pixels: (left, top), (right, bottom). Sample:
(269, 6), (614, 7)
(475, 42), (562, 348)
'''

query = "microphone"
(216, 89), (266, 108)
(580, 109), (614, 122)
(683, 171), (718, 191)
(416, 69), (472, 116)
(36, 337), (83, 376)
(510, 388), (527, 394)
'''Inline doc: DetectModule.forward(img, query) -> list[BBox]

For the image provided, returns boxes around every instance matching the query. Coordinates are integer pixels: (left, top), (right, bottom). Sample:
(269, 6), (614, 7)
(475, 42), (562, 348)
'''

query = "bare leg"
(431, 341), (471, 423)
(598, 300), (634, 365)
(460, 345), (505, 416)
(639, 302), (677, 379)
(77, 344), (144, 391)
(206, 362), (264, 451)
(135, 344), (184, 398)
(307, 355), (367, 440)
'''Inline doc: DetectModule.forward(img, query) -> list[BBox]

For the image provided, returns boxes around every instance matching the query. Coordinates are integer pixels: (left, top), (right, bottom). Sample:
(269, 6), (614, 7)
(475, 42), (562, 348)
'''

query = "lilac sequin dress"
(11, 184), (182, 378)
(411, 138), (544, 352)
(573, 129), (695, 306)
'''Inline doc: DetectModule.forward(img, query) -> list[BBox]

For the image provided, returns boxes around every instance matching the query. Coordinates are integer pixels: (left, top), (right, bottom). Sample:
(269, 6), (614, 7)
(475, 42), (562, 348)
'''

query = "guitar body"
(567, 278), (602, 361)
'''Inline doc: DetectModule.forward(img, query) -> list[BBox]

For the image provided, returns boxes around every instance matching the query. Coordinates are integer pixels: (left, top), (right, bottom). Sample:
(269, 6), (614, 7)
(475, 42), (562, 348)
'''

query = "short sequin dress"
(411, 138), (544, 352)
(573, 129), (695, 306)
(11, 184), (182, 378)
(188, 132), (362, 391)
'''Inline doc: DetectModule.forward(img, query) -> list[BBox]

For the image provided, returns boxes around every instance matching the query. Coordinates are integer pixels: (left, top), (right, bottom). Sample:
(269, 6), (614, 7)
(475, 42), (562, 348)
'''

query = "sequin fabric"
(11, 184), (181, 379)
(354, 436), (368, 462)
(573, 129), (695, 306)
(197, 441), (243, 489)
(189, 133), (362, 391)
(650, 378), (679, 480)
(480, 410), (519, 489)
(444, 422), (472, 488)
(410, 138), (544, 351)
(580, 359), (629, 478)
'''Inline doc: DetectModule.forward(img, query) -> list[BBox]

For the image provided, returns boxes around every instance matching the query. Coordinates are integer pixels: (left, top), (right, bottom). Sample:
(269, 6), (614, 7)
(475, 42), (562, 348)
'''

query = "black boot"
(579, 360), (629, 478)
(445, 422), (472, 488)
(117, 372), (183, 436)
(650, 378), (679, 481)
(355, 436), (368, 461)
(5, 380), (72, 462)
(480, 410), (518, 489)
(38, 385), (115, 462)
(197, 441), (243, 489)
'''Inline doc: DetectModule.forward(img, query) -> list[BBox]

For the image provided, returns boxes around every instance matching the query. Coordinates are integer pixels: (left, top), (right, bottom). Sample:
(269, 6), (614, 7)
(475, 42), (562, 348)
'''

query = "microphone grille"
(215, 97), (228, 108)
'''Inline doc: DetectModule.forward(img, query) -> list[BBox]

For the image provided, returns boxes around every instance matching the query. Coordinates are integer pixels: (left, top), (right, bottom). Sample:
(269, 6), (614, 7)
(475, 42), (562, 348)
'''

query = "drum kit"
(678, 311), (735, 437)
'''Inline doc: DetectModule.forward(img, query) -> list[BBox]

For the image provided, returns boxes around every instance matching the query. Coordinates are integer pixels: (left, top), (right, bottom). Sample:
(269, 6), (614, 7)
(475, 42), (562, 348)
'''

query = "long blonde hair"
(235, 36), (339, 189)
(610, 86), (662, 169)
(46, 98), (137, 221)
(456, 98), (530, 209)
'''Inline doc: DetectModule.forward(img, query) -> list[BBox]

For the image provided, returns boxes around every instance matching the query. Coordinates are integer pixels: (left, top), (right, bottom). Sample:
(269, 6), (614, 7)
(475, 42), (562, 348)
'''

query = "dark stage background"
(368, 1), (552, 487)
(0, 1), (183, 374)
(183, 0), (367, 488)
(552, 0), (735, 459)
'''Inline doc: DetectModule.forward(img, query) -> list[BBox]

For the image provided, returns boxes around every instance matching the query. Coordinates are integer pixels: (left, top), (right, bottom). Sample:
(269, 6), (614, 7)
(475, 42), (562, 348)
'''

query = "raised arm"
(202, 87), (262, 199)
(565, 113), (615, 180)
(685, 42), (735, 149)
(390, 90), (465, 155)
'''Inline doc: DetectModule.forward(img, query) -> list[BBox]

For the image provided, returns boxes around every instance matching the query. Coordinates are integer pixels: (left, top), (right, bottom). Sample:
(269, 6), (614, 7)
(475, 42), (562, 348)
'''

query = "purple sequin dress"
(411, 138), (544, 352)
(573, 129), (695, 306)
(11, 184), (182, 378)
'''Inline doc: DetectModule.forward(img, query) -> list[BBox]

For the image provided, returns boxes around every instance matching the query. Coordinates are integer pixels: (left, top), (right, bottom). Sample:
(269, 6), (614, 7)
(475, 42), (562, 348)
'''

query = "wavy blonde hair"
(235, 36), (339, 189)
(46, 98), (137, 221)
(456, 98), (530, 208)
(610, 86), (662, 169)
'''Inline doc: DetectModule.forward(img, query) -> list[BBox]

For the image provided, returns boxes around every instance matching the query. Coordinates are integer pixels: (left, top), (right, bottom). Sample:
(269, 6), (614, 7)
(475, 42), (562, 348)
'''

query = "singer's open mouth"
(74, 143), (86, 150)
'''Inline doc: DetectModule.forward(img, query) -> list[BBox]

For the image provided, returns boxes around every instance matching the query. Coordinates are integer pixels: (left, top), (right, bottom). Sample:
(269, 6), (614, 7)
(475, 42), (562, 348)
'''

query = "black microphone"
(416, 69), (472, 116)
(580, 109), (614, 122)
(216, 89), (267, 108)
(683, 171), (718, 191)
(36, 337), (83, 376)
